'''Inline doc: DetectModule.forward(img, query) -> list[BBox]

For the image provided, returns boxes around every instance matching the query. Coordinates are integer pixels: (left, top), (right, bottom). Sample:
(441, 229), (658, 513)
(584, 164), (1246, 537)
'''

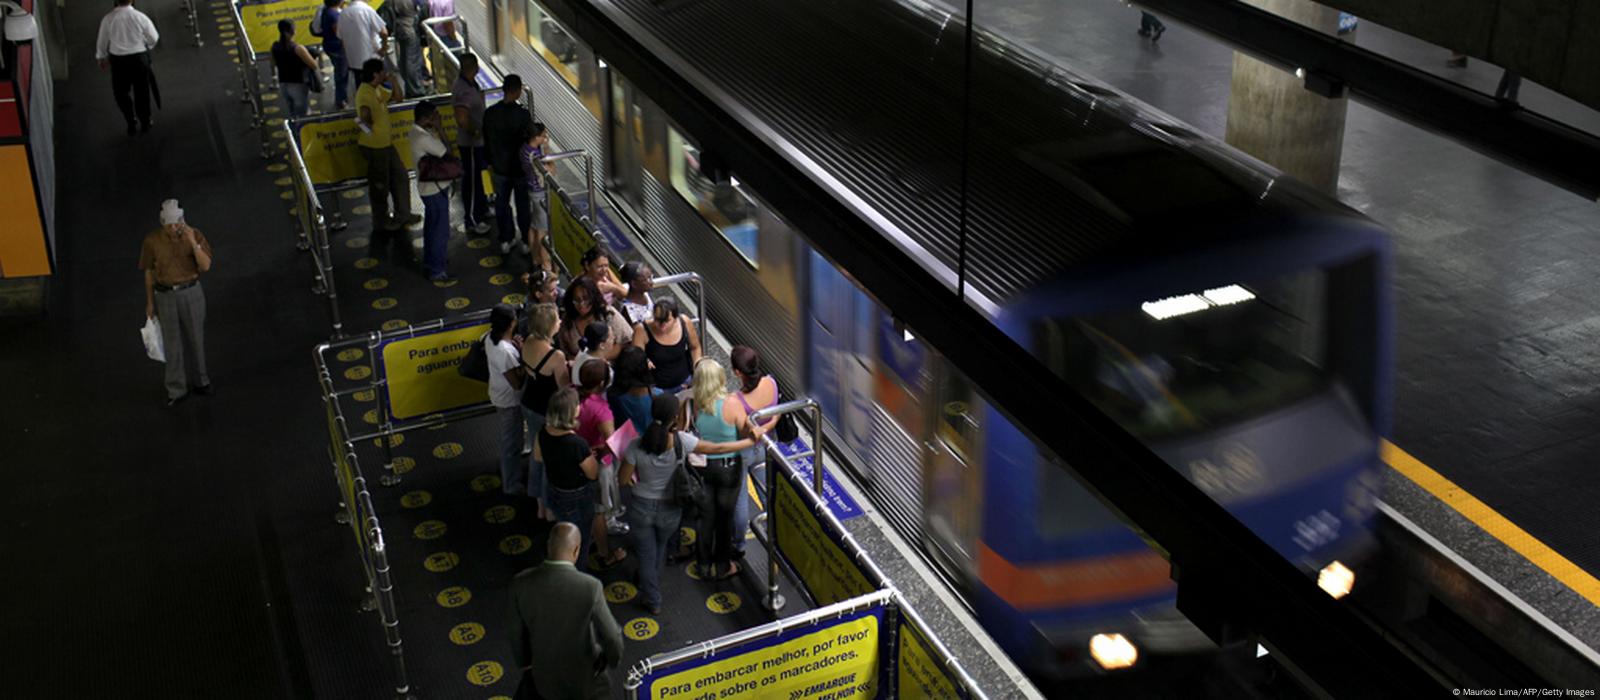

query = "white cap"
(159, 199), (184, 225)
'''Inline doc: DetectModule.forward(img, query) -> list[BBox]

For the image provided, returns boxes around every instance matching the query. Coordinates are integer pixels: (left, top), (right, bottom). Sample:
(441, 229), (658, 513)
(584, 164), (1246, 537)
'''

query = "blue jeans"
(498, 406), (527, 496)
(281, 82), (309, 118)
(492, 173), (531, 245)
(733, 459), (765, 553)
(550, 483), (597, 567)
(522, 408), (547, 500)
(328, 50), (348, 106)
(421, 190), (450, 278)
(630, 497), (682, 608)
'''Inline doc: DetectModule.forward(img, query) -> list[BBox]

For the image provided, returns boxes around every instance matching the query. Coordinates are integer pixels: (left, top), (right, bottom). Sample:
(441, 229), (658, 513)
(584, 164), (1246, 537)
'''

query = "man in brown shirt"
(140, 199), (214, 406)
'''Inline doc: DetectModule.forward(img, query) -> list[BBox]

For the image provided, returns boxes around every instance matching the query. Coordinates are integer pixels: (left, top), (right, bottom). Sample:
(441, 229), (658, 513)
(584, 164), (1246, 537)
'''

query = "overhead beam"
(1137, 0), (1600, 201)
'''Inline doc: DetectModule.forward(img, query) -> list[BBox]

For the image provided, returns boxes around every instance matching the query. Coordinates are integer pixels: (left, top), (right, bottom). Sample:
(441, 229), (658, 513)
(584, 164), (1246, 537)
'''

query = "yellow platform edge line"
(1381, 440), (1600, 607)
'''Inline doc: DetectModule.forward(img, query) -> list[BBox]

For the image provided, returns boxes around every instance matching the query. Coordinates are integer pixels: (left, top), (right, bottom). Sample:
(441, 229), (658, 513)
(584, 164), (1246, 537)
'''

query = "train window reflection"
(666, 127), (760, 268)
(1035, 271), (1326, 441)
(525, 0), (580, 89)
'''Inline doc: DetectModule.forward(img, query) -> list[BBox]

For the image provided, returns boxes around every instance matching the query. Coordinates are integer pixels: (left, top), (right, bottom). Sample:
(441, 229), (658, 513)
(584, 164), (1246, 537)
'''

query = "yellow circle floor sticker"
(483, 505), (516, 524)
(278, 190), (293, 200)
(432, 277), (459, 288)
(499, 535), (532, 555)
(362, 409), (379, 425)
(273, 176), (292, 186)
(347, 237), (371, 249)
(467, 660), (503, 687)
(372, 433), (403, 448)
(336, 348), (364, 362)
(353, 389), (376, 402)
(381, 319), (409, 331)
(343, 189), (366, 200)
(267, 163), (287, 172)
(352, 204), (373, 216)
(489, 273), (514, 285)
(445, 297), (471, 310)
(685, 562), (703, 580)
(623, 617), (659, 641)
(502, 293), (525, 306)
(392, 456), (416, 474)
(478, 256), (502, 267)
(372, 297), (398, 310)
(353, 257), (380, 270)
(344, 366), (371, 381)
(424, 551), (460, 573)
(414, 520), (448, 540)
(449, 622), (485, 645)
(362, 277), (387, 290)
(400, 490), (432, 509)
(605, 582), (638, 604)
(680, 527), (698, 547)
(707, 592), (741, 614)
(471, 474), (502, 493)
(468, 238), (492, 249)
(437, 586), (472, 608)
(433, 442), (464, 459)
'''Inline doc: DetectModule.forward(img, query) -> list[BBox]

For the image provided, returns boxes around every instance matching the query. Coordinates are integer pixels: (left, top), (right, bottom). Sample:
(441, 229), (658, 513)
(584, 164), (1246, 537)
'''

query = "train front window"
(525, 1), (581, 90)
(1035, 270), (1326, 441)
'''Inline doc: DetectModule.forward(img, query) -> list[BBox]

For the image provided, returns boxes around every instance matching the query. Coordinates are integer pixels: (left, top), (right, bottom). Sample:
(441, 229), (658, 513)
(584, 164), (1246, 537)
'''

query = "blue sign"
(777, 439), (863, 522)
(565, 192), (634, 255)
(878, 314), (926, 387)
(1337, 12), (1358, 35)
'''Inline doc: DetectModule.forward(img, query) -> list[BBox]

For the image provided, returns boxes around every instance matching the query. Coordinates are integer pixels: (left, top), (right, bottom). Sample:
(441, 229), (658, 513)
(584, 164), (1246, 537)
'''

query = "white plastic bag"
(142, 317), (165, 363)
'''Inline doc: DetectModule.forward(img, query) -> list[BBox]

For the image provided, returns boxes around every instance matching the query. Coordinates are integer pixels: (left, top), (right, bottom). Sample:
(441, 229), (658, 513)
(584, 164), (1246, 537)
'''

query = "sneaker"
(472, 222), (492, 235)
(430, 272), (457, 283)
(500, 240), (513, 254)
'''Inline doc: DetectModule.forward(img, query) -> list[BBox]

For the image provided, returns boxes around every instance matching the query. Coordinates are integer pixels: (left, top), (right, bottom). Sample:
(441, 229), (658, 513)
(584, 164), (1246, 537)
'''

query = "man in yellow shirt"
(355, 58), (418, 247)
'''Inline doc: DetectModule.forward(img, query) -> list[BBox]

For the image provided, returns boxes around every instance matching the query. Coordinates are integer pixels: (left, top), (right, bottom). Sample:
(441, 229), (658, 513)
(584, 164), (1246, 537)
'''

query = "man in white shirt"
(95, 0), (160, 135)
(336, 0), (388, 103)
(409, 101), (454, 281)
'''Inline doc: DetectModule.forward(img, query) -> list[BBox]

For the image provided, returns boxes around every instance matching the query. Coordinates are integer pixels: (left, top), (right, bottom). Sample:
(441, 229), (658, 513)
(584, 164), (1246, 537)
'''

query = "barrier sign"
(549, 189), (593, 275)
(777, 440), (862, 522)
(895, 619), (966, 700)
(379, 322), (489, 420)
(236, 0), (327, 54)
(325, 400), (366, 549)
(636, 606), (882, 700)
(774, 474), (875, 606)
(295, 104), (459, 185)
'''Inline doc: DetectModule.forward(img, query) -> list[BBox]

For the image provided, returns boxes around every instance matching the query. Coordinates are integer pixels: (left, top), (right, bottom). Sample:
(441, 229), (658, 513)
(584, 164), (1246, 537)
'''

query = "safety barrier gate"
(624, 399), (989, 700)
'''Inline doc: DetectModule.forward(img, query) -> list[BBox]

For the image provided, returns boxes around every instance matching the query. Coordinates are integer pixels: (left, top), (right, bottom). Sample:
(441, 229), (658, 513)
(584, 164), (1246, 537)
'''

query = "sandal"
(715, 561), (741, 580)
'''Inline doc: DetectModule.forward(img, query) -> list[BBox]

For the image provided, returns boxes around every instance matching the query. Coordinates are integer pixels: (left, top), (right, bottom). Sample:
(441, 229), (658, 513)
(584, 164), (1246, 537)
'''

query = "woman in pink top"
(576, 358), (626, 568)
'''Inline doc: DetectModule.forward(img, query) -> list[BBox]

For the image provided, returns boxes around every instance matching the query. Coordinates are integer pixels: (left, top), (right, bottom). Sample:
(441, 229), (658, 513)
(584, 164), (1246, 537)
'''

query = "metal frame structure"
(1133, 0), (1600, 201)
(227, 0), (270, 159)
(282, 118), (344, 336)
(534, 0), (1448, 693)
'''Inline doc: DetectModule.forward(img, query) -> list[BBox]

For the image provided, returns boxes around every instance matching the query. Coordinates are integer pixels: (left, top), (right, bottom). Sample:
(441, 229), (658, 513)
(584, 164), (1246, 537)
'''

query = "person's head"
(620, 261), (653, 297)
(730, 345), (764, 393)
(413, 101), (439, 129)
(641, 391), (681, 455)
(323, 0), (342, 8)
(578, 358), (609, 397)
(563, 276), (604, 321)
(547, 521), (582, 563)
(527, 269), (560, 305)
(526, 121), (548, 146)
(503, 74), (523, 101)
(115, 0), (133, 6)
(614, 346), (653, 392)
(459, 52), (479, 80)
(361, 58), (386, 85)
(546, 387), (580, 431)
(158, 198), (185, 233)
(692, 358), (728, 415)
(580, 245), (611, 281)
(489, 303), (518, 341)
(578, 320), (611, 357)
(526, 302), (559, 341)
(652, 296), (679, 326)
(277, 19), (295, 39)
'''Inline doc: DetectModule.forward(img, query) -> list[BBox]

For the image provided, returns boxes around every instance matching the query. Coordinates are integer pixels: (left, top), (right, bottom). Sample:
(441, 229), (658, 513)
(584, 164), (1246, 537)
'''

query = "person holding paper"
(575, 359), (625, 569)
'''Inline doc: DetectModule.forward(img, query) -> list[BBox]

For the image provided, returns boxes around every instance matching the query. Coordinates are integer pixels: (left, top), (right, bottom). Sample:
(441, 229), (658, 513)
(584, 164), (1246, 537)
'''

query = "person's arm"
(578, 453), (599, 480)
(552, 351), (571, 388)
(358, 103), (374, 129)
(504, 341), (525, 390)
(296, 44), (319, 72)
(591, 582), (625, 668)
(142, 13), (160, 49)
(184, 227), (213, 273)
(144, 269), (156, 319)
(685, 317), (703, 364)
(631, 323), (647, 350)
(692, 426), (765, 455)
(95, 18), (111, 65)
(617, 454), (636, 490)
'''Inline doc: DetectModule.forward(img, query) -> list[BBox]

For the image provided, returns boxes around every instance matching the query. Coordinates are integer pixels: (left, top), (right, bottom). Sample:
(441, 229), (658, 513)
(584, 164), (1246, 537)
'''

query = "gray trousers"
(155, 282), (209, 399)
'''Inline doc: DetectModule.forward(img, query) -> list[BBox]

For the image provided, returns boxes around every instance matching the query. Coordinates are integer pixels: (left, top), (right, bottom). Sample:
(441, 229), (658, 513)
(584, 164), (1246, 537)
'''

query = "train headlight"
(1089, 633), (1138, 670)
(1318, 560), (1355, 599)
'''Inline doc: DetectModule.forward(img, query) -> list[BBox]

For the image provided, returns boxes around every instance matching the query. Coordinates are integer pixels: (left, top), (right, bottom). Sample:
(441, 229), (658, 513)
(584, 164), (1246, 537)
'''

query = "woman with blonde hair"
(520, 303), (567, 519)
(690, 358), (755, 579)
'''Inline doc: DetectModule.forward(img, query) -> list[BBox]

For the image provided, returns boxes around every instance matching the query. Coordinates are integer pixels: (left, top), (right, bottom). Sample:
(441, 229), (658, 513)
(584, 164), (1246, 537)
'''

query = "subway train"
(439, 0), (1391, 677)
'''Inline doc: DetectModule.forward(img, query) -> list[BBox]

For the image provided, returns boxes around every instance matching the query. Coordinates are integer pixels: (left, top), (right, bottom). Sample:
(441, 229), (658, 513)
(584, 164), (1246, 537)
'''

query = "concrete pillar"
(1224, 0), (1350, 195)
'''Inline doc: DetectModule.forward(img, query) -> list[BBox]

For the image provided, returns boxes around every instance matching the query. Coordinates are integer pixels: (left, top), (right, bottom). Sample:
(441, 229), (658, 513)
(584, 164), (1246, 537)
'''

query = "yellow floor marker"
(606, 582), (638, 603)
(483, 504), (515, 523)
(1384, 440), (1600, 607)
(425, 552), (460, 573)
(499, 534), (532, 555)
(466, 660), (502, 686)
(414, 520), (447, 540)
(401, 490), (432, 509)
(623, 617), (659, 641)
(436, 586), (472, 608)
(392, 457), (415, 474)
(433, 442), (464, 459)
(449, 622), (485, 645)
(706, 592), (741, 614)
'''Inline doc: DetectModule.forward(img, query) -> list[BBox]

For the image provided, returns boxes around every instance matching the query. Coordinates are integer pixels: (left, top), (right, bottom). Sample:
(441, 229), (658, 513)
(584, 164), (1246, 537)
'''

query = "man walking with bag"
(96, 0), (160, 135)
(140, 199), (214, 407)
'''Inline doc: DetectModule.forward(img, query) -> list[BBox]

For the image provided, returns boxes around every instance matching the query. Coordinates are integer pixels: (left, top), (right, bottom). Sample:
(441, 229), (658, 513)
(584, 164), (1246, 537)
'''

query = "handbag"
(671, 437), (705, 509)
(458, 333), (490, 382)
(418, 154), (464, 182)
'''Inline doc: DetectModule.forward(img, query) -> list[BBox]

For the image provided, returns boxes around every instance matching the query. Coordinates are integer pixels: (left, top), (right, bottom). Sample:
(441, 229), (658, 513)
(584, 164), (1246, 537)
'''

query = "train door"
(604, 70), (646, 213)
(805, 250), (875, 480)
(921, 357), (984, 583)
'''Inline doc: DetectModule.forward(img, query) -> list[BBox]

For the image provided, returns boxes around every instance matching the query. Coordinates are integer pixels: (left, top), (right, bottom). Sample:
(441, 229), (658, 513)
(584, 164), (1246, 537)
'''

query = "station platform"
(964, 0), (1600, 658)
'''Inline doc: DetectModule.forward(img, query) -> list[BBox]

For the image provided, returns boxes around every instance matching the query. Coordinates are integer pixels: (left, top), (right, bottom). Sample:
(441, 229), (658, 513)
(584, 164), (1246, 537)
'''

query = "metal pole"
(764, 439), (784, 612)
(749, 398), (822, 495)
(367, 332), (402, 486)
(650, 272), (705, 351)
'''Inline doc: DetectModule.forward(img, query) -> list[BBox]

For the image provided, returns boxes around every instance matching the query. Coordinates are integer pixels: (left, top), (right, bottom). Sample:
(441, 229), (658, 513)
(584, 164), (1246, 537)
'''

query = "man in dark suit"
(509, 522), (625, 700)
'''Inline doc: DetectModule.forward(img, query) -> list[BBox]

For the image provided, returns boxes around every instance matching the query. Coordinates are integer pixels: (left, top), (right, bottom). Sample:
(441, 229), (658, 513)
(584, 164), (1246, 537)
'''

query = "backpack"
(671, 436), (705, 509)
(309, 8), (325, 37)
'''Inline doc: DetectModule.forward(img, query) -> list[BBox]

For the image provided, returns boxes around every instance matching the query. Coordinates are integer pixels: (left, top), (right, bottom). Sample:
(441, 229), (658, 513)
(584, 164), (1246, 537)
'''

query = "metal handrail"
(650, 271), (706, 351)
(282, 117), (343, 335)
(749, 398), (825, 494)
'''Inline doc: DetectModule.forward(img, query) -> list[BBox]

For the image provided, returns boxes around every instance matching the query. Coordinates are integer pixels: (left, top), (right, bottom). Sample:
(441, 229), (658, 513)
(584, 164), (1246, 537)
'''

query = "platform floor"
(966, 0), (1600, 648)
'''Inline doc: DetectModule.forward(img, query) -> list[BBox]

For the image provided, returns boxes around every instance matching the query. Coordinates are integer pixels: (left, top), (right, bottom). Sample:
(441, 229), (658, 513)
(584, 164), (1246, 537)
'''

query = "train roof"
(593, 0), (1365, 308)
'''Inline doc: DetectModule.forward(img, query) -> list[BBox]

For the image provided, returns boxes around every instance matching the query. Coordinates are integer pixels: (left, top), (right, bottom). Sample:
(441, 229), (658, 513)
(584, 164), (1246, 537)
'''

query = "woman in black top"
(519, 302), (567, 518)
(631, 297), (702, 391)
(270, 20), (320, 118)
(535, 388), (600, 568)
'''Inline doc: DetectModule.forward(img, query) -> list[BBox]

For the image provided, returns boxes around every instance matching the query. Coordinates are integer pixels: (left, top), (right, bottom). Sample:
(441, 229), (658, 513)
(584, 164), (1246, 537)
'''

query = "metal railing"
(648, 271), (706, 352)
(282, 118), (344, 336)
(181, 0), (202, 47)
(750, 398), (826, 495)
(227, 1), (269, 159)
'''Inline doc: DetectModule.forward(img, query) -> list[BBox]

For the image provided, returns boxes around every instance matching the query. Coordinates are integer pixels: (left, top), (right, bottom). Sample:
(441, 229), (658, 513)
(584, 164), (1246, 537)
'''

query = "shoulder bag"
(671, 436), (704, 510)
(458, 333), (490, 382)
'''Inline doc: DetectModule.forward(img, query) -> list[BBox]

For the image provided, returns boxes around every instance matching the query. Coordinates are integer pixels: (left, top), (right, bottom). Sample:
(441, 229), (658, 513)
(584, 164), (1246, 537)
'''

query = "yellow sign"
(773, 476), (875, 606)
(897, 622), (961, 700)
(325, 402), (364, 551)
(296, 105), (458, 185)
(380, 323), (491, 420)
(548, 190), (593, 277)
(643, 614), (878, 700)
(236, 0), (326, 54)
